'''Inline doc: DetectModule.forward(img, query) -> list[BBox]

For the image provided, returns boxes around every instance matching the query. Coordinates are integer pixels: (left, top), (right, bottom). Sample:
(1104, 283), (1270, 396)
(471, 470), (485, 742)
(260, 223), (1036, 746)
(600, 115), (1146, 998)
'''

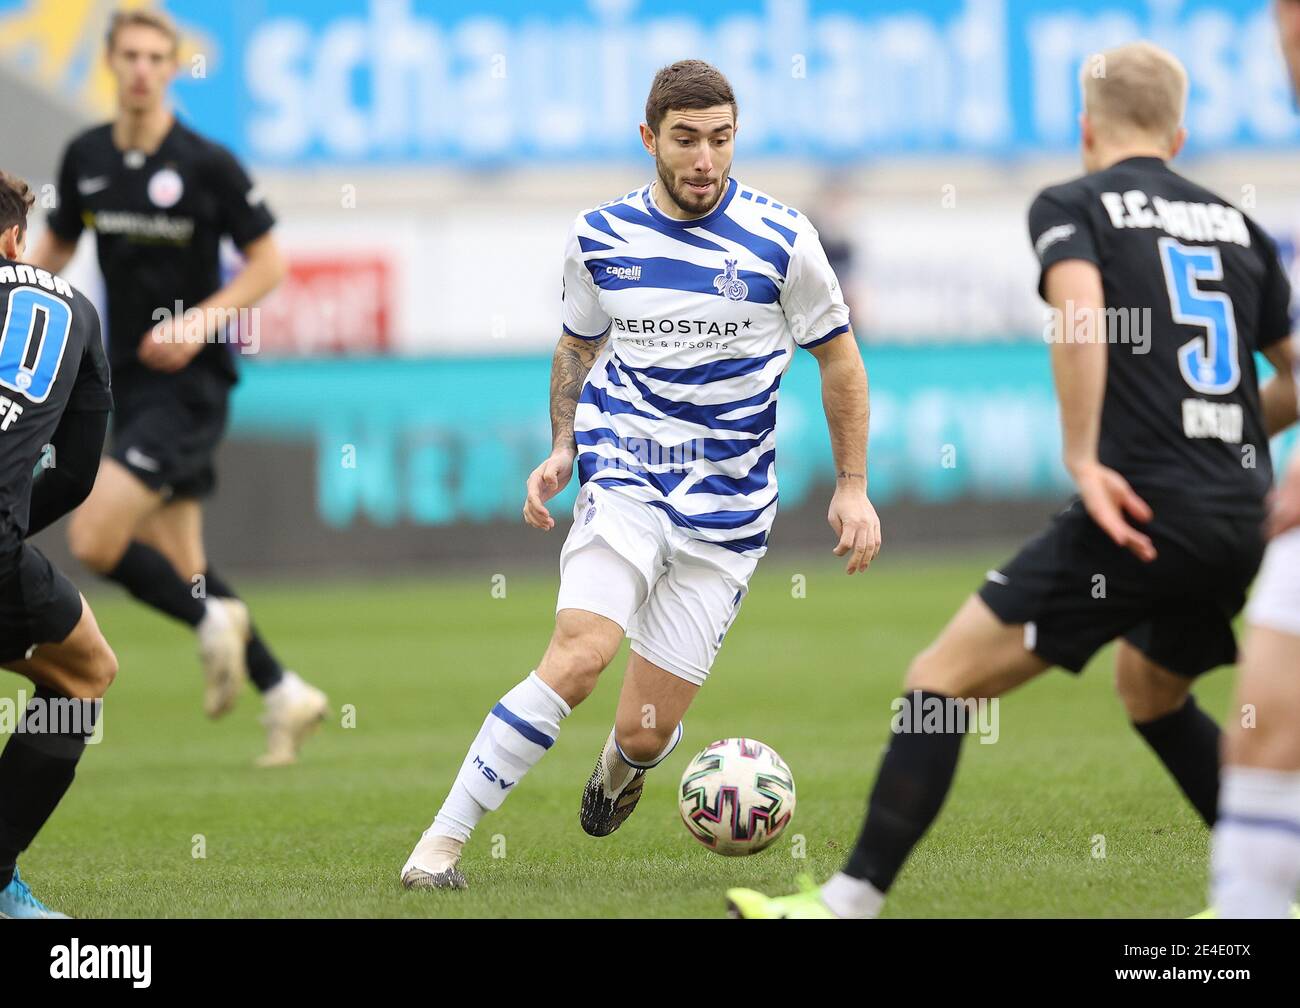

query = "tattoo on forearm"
(836, 471), (866, 482)
(550, 333), (608, 450)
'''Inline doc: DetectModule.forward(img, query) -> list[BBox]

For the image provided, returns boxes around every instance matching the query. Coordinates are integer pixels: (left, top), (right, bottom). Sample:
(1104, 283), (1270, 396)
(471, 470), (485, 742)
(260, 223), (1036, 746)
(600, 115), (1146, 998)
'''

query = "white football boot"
(257, 671), (329, 767)
(197, 597), (250, 718)
(401, 830), (468, 890)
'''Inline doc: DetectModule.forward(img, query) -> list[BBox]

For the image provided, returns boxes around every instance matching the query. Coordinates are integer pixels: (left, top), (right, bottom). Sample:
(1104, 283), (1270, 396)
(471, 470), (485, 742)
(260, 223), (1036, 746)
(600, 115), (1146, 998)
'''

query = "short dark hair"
(0, 171), (34, 238)
(645, 60), (737, 135)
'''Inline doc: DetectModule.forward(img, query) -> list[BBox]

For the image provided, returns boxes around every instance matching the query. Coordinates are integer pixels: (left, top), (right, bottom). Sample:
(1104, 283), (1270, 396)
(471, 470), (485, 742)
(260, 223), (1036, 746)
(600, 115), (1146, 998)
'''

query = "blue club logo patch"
(713, 258), (749, 301)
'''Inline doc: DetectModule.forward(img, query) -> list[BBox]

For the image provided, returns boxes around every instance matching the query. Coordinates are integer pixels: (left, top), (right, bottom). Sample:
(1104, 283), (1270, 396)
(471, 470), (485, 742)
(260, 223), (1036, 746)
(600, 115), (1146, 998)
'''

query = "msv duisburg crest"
(713, 258), (749, 301)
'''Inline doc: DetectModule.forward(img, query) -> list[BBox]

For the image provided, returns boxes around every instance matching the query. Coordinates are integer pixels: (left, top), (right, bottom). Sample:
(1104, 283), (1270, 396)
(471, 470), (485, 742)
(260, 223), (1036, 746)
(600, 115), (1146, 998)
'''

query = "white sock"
(820, 871), (886, 919)
(431, 671), (570, 843)
(263, 670), (304, 706)
(1212, 766), (1300, 918)
(198, 598), (227, 632)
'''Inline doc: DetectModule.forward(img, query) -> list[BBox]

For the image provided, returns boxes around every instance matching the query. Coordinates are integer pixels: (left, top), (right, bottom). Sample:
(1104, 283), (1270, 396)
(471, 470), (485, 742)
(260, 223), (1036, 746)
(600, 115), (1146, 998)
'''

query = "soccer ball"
(678, 737), (796, 856)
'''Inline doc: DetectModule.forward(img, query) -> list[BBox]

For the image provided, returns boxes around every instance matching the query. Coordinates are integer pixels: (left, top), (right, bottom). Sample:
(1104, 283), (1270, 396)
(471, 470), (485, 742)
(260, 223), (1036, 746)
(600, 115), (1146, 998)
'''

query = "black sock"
(202, 567), (284, 692)
(0, 689), (98, 888)
(1134, 696), (1220, 827)
(106, 541), (206, 627)
(844, 690), (967, 893)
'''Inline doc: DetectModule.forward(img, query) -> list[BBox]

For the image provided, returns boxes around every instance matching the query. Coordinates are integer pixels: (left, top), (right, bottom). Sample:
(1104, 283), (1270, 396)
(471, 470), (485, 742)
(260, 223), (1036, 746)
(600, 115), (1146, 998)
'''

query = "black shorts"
(110, 370), (231, 499)
(978, 498), (1265, 678)
(0, 544), (84, 664)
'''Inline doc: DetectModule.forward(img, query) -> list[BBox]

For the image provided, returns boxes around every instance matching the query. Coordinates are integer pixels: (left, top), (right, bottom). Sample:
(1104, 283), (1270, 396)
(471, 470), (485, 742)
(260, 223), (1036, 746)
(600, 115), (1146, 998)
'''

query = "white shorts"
(1246, 527), (1300, 637)
(554, 482), (758, 686)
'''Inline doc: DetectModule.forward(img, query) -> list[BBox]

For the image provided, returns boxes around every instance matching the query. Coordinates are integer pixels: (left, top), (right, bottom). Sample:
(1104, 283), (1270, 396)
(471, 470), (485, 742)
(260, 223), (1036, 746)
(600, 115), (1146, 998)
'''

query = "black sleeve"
(26, 409), (108, 537)
(1028, 187), (1100, 300)
(207, 143), (275, 249)
(46, 141), (85, 243)
(1251, 221), (1293, 351)
(66, 298), (113, 414)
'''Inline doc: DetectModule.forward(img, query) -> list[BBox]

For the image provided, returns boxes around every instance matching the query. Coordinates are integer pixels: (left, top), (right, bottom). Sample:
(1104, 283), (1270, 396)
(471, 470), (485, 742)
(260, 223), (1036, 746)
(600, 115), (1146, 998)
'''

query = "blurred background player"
(730, 41), (1298, 918)
(0, 171), (116, 918)
(401, 60), (881, 890)
(26, 9), (326, 767)
(1209, 0), (1300, 919)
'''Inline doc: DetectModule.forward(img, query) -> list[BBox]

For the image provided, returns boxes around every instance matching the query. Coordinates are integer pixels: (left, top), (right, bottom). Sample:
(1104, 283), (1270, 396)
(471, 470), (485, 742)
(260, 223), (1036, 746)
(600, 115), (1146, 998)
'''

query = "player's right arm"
(27, 141), (84, 274)
(523, 331), (610, 530)
(1031, 188), (1156, 562)
(522, 220), (611, 530)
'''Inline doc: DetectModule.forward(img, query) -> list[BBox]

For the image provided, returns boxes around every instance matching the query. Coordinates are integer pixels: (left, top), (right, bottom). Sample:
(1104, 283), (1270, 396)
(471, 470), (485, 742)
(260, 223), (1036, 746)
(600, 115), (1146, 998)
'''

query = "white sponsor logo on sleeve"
(1035, 223), (1076, 260)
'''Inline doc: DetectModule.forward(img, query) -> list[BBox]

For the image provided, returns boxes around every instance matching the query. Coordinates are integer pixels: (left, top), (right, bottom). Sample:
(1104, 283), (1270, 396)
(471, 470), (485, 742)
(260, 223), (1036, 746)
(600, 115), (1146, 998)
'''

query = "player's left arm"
(27, 408), (109, 537)
(783, 219), (880, 574)
(30, 302), (112, 534)
(808, 330), (881, 574)
(139, 145), (286, 372)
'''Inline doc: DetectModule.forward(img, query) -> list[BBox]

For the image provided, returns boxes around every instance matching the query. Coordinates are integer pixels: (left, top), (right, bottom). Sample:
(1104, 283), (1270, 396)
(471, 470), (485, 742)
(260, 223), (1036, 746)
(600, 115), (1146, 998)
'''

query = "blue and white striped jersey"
(561, 176), (851, 557)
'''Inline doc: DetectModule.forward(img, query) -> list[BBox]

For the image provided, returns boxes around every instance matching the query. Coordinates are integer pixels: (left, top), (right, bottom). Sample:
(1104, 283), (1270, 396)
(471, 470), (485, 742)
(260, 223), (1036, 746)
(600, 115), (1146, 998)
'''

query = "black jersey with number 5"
(46, 119), (275, 387)
(1028, 156), (1292, 517)
(0, 258), (112, 551)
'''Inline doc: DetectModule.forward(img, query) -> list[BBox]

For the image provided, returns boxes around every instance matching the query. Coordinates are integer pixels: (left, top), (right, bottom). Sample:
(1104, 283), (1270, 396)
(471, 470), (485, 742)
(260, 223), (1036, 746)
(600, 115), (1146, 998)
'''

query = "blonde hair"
(1080, 41), (1187, 144)
(105, 8), (180, 57)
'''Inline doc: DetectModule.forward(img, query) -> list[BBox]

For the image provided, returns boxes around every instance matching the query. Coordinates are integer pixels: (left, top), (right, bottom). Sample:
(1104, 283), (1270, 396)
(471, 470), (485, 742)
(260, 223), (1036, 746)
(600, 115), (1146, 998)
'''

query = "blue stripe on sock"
(1221, 812), (1300, 839)
(490, 703), (555, 750)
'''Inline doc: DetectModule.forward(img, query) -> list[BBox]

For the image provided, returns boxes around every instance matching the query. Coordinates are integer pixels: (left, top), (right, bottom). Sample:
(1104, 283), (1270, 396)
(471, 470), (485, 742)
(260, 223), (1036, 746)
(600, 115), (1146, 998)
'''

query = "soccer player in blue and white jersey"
(401, 59), (880, 889)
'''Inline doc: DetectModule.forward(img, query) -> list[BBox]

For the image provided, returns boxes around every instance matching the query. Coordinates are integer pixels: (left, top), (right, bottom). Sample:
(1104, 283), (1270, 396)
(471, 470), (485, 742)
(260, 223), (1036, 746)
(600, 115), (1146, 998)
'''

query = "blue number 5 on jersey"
(1158, 237), (1240, 396)
(0, 286), (73, 403)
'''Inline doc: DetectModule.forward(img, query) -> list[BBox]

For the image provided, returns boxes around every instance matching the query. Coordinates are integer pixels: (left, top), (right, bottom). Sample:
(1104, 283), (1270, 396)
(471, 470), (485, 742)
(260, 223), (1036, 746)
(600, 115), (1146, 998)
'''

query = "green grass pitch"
(3, 548), (1226, 918)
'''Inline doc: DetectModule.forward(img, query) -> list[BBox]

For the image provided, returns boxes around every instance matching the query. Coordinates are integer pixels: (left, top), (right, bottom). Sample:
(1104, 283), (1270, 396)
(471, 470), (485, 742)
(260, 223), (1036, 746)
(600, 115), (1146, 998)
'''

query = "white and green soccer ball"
(678, 737), (796, 856)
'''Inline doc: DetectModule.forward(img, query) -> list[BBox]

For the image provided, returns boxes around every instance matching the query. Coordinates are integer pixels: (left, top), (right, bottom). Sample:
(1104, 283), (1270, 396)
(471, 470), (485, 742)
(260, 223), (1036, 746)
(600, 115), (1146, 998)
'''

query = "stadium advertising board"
(1, 0), (1295, 166)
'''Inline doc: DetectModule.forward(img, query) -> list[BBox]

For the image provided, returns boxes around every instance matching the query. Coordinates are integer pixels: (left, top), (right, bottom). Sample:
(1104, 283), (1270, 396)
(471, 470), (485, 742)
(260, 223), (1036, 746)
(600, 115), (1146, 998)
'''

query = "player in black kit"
(28, 9), (326, 766)
(729, 41), (1299, 918)
(0, 172), (117, 918)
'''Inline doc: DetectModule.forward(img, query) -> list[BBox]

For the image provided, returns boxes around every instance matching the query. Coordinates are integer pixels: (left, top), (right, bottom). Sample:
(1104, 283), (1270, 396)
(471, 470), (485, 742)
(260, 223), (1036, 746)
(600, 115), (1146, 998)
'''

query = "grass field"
(3, 548), (1228, 918)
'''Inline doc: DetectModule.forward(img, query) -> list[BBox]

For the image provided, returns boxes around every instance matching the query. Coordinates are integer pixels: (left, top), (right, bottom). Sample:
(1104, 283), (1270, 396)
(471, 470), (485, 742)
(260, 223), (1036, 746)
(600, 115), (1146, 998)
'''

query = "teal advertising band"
(228, 344), (1296, 530)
